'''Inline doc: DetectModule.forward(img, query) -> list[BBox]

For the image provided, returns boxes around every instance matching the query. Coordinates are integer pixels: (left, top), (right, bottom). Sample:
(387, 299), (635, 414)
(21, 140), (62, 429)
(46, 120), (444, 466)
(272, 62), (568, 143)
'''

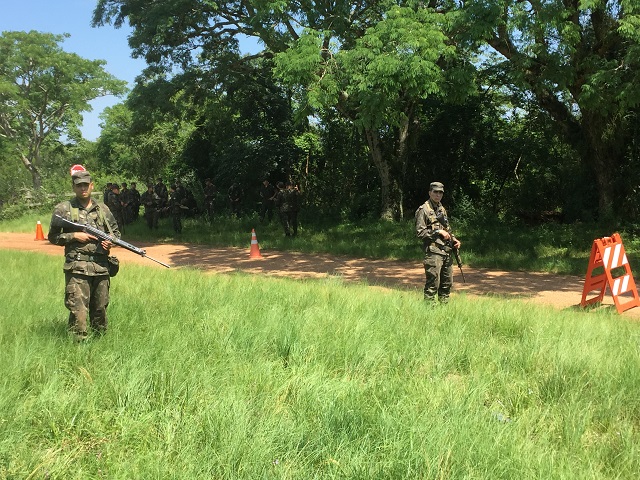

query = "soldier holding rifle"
(415, 182), (462, 304)
(48, 168), (120, 341)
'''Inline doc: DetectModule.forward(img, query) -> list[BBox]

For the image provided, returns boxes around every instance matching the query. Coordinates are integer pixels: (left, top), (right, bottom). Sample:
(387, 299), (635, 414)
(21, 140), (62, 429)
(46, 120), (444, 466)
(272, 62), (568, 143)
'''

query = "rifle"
(453, 246), (466, 284)
(435, 212), (466, 283)
(54, 214), (171, 268)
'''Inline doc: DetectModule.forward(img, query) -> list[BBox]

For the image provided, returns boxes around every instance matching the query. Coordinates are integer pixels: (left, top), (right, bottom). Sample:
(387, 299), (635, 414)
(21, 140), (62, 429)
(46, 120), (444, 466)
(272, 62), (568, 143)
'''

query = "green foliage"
(455, 0), (640, 217)
(2, 250), (640, 477)
(85, 0), (640, 223)
(0, 31), (127, 188)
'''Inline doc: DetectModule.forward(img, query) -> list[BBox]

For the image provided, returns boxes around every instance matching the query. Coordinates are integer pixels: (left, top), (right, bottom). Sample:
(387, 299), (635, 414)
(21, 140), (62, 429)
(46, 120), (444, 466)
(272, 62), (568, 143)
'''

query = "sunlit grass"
(1, 250), (639, 478)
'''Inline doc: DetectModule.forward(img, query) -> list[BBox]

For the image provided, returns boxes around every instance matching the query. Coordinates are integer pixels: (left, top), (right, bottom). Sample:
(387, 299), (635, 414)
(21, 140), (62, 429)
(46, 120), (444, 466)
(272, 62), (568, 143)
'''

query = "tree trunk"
(20, 152), (42, 190)
(364, 128), (394, 220)
(580, 112), (626, 221)
(395, 112), (411, 220)
(364, 110), (412, 221)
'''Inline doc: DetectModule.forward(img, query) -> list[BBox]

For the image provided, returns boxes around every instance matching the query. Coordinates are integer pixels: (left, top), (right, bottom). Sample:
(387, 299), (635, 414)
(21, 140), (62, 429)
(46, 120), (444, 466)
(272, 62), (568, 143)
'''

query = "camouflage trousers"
(64, 272), (110, 339)
(423, 252), (453, 302)
(144, 209), (159, 229)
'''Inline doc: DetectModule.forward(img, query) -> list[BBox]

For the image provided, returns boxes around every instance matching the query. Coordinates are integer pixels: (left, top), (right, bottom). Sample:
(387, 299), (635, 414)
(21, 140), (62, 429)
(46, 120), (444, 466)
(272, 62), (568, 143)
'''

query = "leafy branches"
(0, 30), (126, 188)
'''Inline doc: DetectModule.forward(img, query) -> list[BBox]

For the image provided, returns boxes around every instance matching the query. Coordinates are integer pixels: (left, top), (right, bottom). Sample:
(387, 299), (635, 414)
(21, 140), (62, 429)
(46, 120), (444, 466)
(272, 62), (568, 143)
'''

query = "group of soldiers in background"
(260, 179), (302, 237)
(103, 181), (142, 234)
(138, 178), (197, 233)
(103, 178), (195, 234)
(101, 176), (301, 236)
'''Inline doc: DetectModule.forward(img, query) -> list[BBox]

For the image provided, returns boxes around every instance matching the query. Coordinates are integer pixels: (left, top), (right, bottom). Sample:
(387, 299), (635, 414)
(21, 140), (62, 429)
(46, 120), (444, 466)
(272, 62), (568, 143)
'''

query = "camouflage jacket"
(48, 198), (121, 276)
(140, 190), (160, 210)
(415, 199), (457, 256)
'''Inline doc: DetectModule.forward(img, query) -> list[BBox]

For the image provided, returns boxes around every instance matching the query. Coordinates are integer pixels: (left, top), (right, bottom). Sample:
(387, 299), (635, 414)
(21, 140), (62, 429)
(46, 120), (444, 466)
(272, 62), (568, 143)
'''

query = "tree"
(0, 31), (127, 189)
(93, 0), (473, 219)
(274, 6), (473, 218)
(457, 0), (640, 219)
(95, 103), (139, 175)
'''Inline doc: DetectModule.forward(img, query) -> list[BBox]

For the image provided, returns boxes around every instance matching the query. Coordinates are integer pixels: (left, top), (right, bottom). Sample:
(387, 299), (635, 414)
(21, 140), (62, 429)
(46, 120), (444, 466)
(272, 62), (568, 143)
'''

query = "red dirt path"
(2, 232), (636, 318)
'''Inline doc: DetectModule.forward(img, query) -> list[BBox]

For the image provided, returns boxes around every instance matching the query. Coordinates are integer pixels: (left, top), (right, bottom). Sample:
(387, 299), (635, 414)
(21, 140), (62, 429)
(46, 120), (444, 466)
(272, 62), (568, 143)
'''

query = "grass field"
(1, 249), (639, 479)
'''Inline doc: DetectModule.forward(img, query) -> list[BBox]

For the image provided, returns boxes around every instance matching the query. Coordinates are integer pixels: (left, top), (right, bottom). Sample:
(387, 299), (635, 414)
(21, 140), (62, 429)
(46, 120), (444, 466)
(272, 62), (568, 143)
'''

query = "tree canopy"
(0, 30), (127, 189)
(457, 0), (640, 218)
(90, 0), (640, 222)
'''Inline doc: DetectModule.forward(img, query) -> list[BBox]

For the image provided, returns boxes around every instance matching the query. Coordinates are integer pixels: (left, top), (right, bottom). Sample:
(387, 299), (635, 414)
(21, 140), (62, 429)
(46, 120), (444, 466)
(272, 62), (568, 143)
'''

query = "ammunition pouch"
(107, 256), (120, 277)
(65, 252), (117, 276)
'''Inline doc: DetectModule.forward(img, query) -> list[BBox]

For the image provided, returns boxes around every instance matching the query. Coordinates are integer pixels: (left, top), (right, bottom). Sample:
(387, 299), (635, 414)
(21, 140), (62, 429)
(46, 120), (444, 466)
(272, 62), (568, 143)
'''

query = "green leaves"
(0, 30), (127, 187)
(275, 6), (457, 131)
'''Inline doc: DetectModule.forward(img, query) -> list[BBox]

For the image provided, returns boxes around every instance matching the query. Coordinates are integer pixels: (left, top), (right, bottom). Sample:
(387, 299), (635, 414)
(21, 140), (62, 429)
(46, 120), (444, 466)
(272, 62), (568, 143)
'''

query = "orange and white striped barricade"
(581, 233), (640, 314)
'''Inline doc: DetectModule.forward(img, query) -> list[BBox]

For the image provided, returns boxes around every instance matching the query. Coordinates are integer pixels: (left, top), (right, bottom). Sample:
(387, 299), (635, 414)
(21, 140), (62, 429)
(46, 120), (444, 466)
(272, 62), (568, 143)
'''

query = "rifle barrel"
(144, 254), (171, 268)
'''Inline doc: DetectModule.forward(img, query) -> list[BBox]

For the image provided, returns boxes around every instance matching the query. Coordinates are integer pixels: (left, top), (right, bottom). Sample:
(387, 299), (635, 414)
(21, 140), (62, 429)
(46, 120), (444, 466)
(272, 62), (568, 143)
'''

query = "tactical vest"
(67, 201), (114, 237)
(416, 200), (447, 231)
(416, 200), (451, 255)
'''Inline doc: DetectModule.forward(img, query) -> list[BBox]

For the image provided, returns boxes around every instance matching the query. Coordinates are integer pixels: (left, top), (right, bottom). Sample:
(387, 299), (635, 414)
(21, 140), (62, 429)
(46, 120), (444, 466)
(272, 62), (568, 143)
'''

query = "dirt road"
(2, 232), (635, 317)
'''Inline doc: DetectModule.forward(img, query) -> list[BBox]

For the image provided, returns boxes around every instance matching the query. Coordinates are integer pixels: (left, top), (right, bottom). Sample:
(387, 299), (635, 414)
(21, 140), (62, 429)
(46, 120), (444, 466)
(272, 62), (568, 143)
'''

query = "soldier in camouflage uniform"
(285, 181), (301, 236)
(106, 183), (125, 234)
(203, 178), (217, 218)
(274, 181), (292, 236)
(415, 182), (461, 303)
(167, 184), (184, 233)
(140, 184), (160, 229)
(129, 182), (141, 221)
(48, 170), (121, 341)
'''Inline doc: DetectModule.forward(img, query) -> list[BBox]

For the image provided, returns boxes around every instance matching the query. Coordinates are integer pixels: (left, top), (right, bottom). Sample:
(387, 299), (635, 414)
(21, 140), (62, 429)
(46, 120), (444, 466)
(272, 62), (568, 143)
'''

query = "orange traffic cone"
(34, 221), (45, 241)
(249, 229), (264, 259)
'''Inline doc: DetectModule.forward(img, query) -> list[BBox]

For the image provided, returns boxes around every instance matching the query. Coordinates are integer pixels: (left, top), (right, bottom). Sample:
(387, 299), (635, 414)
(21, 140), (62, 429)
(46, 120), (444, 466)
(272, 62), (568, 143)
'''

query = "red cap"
(69, 164), (86, 176)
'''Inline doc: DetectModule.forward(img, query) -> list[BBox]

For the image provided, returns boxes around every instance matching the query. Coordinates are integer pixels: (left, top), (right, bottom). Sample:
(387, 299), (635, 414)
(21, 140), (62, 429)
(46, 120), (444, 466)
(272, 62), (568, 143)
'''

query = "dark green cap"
(72, 171), (92, 185)
(430, 182), (444, 192)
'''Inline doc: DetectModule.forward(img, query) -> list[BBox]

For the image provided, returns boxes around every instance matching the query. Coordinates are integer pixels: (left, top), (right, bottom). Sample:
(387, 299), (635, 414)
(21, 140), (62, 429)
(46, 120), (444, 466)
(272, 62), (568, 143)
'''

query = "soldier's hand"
(439, 230), (451, 241)
(453, 239), (461, 249)
(101, 240), (113, 252)
(74, 232), (96, 243)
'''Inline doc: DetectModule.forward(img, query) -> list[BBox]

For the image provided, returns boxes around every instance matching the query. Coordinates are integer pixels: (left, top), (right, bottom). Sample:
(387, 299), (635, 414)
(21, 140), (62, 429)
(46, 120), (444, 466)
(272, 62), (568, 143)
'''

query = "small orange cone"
(34, 221), (45, 241)
(249, 228), (263, 259)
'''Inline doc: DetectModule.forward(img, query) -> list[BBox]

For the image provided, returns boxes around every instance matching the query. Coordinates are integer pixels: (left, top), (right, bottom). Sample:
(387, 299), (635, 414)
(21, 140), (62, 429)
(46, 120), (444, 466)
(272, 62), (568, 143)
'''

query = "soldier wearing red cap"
(48, 169), (120, 341)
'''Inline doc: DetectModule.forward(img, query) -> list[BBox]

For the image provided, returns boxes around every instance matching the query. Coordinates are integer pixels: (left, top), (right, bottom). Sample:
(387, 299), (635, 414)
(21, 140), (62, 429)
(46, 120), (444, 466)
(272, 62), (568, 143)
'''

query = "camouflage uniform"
(129, 183), (141, 221)
(106, 186), (125, 233)
(48, 196), (120, 340)
(275, 182), (292, 236)
(259, 180), (277, 223)
(286, 184), (301, 236)
(154, 179), (168, 211)
(228, 183), (243, 217)
(140, 187), (160, 229)
(167, 187), (184, 233)
(415, 186), (458, 302)
(203, 179), (217, 218)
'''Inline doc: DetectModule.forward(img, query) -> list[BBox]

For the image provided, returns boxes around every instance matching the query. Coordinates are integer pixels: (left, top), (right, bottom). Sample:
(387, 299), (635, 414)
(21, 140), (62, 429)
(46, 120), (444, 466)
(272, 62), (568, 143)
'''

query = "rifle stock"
(54, 214), (171, 268)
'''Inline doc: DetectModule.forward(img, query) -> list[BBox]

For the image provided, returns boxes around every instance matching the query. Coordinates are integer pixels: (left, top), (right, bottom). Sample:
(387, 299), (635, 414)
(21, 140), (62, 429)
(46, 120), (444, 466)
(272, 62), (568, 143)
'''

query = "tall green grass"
(1, 250), (639, 478)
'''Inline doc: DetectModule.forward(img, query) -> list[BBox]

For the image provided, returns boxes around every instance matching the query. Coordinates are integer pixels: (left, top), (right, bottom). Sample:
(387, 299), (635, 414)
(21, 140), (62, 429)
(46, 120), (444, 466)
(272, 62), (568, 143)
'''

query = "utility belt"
(67, 253), (108, 263)
(427, 238), (453, 255)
